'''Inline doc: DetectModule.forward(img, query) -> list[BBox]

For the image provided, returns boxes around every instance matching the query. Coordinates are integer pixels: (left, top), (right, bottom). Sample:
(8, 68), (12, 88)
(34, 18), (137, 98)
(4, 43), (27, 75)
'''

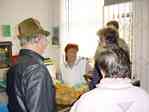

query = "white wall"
(0, 0), (60, 61)
(132, 0), (149, 93)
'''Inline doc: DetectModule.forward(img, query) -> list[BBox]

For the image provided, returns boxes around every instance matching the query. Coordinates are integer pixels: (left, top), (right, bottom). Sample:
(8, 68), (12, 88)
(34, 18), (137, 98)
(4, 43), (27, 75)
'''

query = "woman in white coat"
(56, 43), (92, 87)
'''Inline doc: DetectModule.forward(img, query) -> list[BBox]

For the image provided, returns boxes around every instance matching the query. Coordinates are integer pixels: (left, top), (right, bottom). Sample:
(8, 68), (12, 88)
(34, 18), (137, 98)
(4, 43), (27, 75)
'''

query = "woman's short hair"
(96, 47), (131, 78)
(64, 43), (79, 53)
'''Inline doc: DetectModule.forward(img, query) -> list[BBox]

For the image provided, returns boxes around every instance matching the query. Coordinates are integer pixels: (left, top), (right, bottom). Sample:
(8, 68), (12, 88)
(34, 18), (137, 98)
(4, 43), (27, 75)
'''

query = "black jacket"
(7, 49), (56, 112)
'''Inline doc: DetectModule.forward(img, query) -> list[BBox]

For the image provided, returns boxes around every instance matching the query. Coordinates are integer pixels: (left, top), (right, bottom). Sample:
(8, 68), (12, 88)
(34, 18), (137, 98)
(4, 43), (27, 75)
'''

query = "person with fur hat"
(90, 21), (131, 90)
(89, 27), (122, 89)
(7, 18), (56, 112)
(106, 20), (129, 55)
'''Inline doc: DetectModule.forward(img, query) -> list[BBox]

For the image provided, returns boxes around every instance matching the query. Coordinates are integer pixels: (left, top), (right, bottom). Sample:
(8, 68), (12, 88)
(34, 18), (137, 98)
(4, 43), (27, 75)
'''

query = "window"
(60, 0), (104, 58)
(103, 1), (133, 59)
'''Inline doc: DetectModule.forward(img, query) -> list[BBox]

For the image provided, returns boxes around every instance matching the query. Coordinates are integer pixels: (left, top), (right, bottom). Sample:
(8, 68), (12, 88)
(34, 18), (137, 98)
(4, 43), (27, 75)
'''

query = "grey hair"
(96, 47), (131, 78)
(18, 34), (38, 46)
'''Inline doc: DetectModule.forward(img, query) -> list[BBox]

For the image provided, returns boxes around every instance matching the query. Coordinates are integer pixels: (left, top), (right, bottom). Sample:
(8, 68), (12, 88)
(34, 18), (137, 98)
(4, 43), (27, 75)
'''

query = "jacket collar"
(19, 49), (45, 63)
(96, 78), (133, 90)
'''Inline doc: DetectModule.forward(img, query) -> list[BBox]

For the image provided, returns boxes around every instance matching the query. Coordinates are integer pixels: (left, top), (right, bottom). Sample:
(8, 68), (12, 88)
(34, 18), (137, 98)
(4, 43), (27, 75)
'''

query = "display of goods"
(55, 82), (88, 105)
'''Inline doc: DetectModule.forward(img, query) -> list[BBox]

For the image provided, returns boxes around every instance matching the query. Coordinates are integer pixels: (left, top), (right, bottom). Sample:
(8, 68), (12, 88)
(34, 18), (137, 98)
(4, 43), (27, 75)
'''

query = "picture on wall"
(51, 26), (59, 46)
(2, 25), (11, 37)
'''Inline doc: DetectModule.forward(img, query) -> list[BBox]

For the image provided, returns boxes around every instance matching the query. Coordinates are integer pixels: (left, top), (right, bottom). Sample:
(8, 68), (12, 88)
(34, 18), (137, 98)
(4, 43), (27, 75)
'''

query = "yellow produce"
(55, 83), (88, 105)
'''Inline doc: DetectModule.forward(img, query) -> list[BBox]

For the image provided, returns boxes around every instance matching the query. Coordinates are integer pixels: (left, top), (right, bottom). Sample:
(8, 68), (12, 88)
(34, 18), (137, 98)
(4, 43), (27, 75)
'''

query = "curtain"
(132, 0), (149, 92)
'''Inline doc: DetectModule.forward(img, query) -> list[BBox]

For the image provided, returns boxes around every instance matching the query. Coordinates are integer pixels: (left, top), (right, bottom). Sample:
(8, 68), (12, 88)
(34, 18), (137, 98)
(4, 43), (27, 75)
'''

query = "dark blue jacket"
(89, 61), (103, 90)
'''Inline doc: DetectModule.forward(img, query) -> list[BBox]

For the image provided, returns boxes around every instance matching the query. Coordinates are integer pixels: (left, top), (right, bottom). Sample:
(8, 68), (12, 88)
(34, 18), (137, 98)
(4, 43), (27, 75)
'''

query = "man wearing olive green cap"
(7, 18), (56, 112)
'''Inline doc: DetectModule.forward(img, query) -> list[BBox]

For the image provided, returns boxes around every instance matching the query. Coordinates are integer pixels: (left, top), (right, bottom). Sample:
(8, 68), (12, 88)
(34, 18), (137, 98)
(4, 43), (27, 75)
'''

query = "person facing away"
(70, 47), (149, 112)
(90, 27), (121, 89)
(95, 20), (129, 61)
(56, 43), (92, 87)
(106, 20), (129, 55)
(6, 18), (56, 112)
